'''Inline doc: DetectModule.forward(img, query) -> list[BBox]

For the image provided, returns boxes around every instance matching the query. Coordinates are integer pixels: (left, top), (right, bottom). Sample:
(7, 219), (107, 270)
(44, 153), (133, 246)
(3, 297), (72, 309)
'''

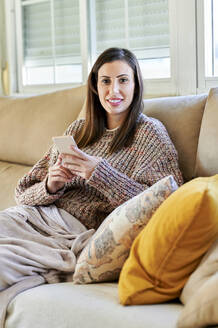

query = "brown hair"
(75, 47), (144, 153)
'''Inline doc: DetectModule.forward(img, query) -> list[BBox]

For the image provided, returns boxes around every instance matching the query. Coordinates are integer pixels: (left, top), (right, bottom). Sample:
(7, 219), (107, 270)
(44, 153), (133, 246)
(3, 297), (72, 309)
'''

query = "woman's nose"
(109, 79), (119, 94)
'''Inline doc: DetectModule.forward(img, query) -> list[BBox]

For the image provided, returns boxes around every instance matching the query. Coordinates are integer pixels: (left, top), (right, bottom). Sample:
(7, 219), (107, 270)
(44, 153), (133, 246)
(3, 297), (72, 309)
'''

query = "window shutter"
(95, 0), (126, 54)
(95, 0), (169, 59)
(22, 1), (52, 67)
(22, 0), (81, 84)
(54, 0), (81, 64)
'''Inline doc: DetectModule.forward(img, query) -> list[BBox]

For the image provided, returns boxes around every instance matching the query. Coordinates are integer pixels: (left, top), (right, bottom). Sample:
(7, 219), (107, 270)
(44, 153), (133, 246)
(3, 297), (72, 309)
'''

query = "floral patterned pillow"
(73, 175), (178, 284)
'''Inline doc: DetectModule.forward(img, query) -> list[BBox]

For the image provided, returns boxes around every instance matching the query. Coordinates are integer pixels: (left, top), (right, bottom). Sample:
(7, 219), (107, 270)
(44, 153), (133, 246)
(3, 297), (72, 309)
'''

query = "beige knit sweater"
(15, 113), (183, 230)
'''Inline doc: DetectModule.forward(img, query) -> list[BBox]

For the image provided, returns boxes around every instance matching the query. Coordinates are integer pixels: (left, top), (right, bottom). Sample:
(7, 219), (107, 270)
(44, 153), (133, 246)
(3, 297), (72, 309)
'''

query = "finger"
(70, 146), (88, 160)
(49, 168), (74, 179)
(61, 153), (84, 164)
(61, 155), (86, 168)
(59, 166), (75, 177)
(48, 170), (73, 181)
(51, 164), (74, 175)
(62, 163), (83, 172)
(56, 155), (63, 166)
(49, 176), (72, 183)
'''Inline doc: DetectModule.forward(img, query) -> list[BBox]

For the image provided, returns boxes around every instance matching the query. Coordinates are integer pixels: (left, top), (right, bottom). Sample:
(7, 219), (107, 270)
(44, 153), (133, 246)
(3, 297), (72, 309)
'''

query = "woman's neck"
(106, 113), (127, 130)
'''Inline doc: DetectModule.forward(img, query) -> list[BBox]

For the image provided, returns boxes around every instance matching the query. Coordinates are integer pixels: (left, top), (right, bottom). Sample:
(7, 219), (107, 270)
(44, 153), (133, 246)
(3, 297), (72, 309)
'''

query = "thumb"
(57, 156), (62, 165)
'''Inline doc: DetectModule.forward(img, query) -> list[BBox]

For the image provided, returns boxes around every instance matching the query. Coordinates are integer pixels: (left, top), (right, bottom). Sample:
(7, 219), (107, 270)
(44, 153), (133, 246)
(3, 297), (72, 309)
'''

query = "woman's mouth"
(107, 98), (123, 106)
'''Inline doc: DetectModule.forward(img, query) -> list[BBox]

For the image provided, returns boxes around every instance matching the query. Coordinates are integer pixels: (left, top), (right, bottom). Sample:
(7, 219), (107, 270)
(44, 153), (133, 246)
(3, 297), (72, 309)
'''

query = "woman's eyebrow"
(99, 74), (129, 78)
(117, 74), (129, 77)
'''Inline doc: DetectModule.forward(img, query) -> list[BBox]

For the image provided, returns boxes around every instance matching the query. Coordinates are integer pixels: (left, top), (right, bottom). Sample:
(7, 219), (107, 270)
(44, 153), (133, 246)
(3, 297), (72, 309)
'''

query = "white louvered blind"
(95, 0), (126, 52)
(95, 0), (169, 57)
(95, 0), (170, 78)
(19, 0), (170, 86)
(22, 0), (82, 85)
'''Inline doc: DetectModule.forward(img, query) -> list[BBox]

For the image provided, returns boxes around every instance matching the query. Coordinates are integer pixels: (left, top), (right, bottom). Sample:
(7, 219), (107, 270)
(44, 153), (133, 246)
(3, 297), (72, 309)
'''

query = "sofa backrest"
(0, 84), (210, 182)
(76, 91), (208, 182)
(195, 88), (218, 177)
(0, 85), (87, 166)
(143, 94), (207, 182)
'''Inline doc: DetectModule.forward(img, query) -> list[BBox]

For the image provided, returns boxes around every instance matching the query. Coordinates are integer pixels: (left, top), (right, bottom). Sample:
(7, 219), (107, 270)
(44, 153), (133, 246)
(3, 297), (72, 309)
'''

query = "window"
(6, 0), (217, 96)
(204, 0), (218, 77)
(13, 0), (170, 92)
(93, 0), (170, 79)
(20, 0), (82, 85)
(197, 0), (218, 92)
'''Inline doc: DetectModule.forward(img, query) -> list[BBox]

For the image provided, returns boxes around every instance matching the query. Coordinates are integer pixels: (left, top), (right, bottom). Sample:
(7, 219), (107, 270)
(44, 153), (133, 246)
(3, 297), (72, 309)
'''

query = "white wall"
(0, 0), (6, 95)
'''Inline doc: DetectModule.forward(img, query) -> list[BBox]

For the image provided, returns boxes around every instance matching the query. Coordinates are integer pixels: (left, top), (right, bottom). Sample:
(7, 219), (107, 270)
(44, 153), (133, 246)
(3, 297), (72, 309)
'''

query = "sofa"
(0, 85), (218, 328)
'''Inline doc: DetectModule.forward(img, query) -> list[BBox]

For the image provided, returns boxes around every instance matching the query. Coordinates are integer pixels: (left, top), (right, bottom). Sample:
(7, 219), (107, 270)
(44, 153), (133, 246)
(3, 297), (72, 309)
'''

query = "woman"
(0, 48), (183, 324)
(15, 47), (183, 230)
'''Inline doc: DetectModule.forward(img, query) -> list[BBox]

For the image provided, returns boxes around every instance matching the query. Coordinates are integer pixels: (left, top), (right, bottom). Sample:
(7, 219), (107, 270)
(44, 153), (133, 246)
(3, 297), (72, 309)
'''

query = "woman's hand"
(61, 146), (102, 180)
(46, 156), (75, 194)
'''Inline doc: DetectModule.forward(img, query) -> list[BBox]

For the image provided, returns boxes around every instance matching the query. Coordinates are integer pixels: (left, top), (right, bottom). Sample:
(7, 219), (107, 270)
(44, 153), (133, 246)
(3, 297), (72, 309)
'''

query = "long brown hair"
(75, 47), (144, 153)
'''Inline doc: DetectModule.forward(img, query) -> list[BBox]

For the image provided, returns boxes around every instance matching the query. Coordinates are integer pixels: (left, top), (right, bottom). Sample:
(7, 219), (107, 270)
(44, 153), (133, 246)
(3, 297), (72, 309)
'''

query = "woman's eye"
(119, 77), (128, 83)
(102, 79), (110, 84)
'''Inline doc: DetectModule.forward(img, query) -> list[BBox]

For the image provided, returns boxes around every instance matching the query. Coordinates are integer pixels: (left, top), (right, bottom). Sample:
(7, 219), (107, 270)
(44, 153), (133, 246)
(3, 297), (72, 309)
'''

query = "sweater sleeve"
(15, 119), (84, 206)
(15, 146), (65, 205)
(87, 118), (183, 208)
(87, 159), (147, 207)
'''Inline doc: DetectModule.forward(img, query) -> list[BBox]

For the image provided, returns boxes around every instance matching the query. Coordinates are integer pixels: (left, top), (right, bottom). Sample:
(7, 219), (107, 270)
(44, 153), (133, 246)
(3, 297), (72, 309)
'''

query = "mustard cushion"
(118, 175), (218, 305)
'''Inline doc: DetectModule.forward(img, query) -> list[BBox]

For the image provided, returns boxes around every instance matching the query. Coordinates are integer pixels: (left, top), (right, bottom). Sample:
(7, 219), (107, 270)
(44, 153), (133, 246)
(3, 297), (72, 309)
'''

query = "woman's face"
(97, 60), (135, 128)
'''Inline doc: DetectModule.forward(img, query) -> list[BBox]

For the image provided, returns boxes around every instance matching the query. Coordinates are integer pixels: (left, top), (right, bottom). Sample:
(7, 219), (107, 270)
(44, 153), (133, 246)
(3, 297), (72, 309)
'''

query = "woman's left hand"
(60, 146), (102, 180)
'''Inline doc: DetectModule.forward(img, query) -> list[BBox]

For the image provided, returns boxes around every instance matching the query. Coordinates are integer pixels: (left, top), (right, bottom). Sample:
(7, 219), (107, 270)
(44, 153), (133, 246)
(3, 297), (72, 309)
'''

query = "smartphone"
(52, 136), (77, 155)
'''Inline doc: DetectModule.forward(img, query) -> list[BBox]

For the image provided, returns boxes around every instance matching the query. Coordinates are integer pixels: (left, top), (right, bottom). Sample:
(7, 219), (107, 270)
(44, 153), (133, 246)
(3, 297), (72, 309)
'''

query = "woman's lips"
(107, 98), (123, 106)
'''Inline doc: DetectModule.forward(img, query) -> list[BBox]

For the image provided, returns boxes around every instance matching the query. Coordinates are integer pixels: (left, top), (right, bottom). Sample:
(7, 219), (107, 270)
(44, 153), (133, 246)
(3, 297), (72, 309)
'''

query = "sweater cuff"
(87, 159), (144, 206)
(33, 177), (65, 204)
(18, 177), (65, 206)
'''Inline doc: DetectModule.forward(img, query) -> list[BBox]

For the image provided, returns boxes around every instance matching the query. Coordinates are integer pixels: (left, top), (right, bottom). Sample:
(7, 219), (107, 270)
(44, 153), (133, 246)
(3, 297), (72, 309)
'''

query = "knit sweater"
(15, 113), (183, 230)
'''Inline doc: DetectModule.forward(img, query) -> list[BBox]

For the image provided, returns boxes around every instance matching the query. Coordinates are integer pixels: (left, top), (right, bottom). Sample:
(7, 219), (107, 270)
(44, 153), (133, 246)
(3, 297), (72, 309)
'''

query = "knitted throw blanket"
(0, 205), (94, 327)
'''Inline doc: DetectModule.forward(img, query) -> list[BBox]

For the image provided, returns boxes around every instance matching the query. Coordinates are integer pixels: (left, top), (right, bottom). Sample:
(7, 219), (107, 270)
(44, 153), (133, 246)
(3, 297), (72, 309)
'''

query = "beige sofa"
(0, 85), (218, 328)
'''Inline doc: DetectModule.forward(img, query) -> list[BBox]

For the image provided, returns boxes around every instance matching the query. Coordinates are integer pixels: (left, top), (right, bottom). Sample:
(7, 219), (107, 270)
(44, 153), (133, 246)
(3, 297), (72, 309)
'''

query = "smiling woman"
(15, 46), (183, 239)
(0, 47), (183, 324)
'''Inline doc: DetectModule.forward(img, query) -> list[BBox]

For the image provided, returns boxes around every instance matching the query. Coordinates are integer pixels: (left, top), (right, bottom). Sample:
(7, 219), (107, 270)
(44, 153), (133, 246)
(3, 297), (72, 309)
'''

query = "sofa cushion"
(195, 87), (218, 176)
(143, 94), (207, 181)
(177, 238), (218, 328)
(5, 282), (182, 328)
(0, 161), (31, 210)
(73, 175), (178, 284)
(118, 175), (218, 305)
(0, 85), (86, 166)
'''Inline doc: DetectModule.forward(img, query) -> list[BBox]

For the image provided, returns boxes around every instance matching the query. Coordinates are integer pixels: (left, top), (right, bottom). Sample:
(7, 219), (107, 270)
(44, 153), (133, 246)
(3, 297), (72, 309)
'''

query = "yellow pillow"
(118, 175), (218, 305)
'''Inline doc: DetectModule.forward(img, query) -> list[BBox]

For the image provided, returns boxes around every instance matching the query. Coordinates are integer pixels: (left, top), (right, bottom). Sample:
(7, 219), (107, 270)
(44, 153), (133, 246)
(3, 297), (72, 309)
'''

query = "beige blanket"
(0, 204), (94, 328)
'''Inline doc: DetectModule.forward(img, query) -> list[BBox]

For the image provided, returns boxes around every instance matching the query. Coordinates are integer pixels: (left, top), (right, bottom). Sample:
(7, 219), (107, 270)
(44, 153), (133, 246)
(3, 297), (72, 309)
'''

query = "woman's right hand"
(46, 156), (75, 194)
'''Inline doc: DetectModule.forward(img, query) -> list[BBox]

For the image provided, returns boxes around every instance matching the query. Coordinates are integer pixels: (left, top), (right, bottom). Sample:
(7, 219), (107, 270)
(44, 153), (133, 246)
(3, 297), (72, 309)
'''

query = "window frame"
(14, 0), (89, 93)
(4, 0), (218, 96)
(197, 0), (218, 94)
